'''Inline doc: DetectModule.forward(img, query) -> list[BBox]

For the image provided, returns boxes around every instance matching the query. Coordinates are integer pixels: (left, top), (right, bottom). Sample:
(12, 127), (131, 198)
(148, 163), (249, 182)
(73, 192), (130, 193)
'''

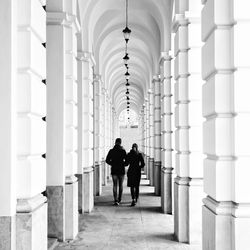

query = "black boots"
(131, 199), (136, 206)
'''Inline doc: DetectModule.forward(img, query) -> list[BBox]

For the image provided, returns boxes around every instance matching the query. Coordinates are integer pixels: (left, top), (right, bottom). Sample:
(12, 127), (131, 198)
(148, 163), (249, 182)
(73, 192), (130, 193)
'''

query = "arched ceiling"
(79, 0), (173, 117)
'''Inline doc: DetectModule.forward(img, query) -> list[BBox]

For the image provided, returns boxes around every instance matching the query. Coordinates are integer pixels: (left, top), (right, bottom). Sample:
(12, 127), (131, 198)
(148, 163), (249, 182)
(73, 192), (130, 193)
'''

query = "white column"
(141, 106), (146, 156)
(77, 51), (94, 213)
(0, 0), (17, 248)
(105, 95), (111, 180)
(142, 103), (147, 176)
(64, 4), (79, 240)
(46, 5), (66, 241)
(149, 89), (155, 186)
(16, 0), (47, 248)
(153, 75), (162, 195)
(47, 0), (79, 241)
(145, 98), (150, 179)
(112, 107), (118, 141)
(93, 74), (102, 196)
(161, 53), (173, 214)
(100, 87), (106, 186)
(173, 0), (203, 244)
(202, 1), (250, 249)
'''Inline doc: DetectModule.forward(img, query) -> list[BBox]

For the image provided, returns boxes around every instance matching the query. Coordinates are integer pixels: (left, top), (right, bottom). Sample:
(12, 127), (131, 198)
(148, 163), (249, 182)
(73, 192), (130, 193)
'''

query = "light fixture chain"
(126, 0), (128, 27)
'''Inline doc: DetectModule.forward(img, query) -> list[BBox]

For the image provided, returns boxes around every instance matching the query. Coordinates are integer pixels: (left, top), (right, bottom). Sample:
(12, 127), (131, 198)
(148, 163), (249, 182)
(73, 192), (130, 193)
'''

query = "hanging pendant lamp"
(122, 0), (131, 43)
(125, 71), (130, 80)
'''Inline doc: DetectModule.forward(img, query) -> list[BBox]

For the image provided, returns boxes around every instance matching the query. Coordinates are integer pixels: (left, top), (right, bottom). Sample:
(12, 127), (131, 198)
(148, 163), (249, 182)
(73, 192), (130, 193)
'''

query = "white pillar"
(93, 74), (102, 196)
(173, 0), (203, 244)
(202, 1), (250, 249)
(112, 107), (119, 140)
(149, 89), (155, 186)
(16, 0), (47, 248)
(47, 0), (79, 241)
(142, 103), (147, 176)
(161, 53), (173, 214)
(77, 51), (94, 213)
(64, 3), (79, 240)
(141, 105), (146, 157)
(145, 98), (150, 179)
(100, 87), (106, 186)
(0, 0), (17, 248)
(105, 95), (111, 180)
(153, 75), (162, 195)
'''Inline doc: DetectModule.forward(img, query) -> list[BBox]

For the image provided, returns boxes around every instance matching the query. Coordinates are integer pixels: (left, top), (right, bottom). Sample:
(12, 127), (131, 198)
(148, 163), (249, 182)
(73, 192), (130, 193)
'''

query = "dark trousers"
(130, 186), (139, 200)
(112, 175), (124, 202)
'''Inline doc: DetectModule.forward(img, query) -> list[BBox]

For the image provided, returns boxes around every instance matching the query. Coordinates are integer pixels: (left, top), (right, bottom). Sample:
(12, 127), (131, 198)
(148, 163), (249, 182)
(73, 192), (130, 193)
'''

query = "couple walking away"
(105, 138), (145, 206)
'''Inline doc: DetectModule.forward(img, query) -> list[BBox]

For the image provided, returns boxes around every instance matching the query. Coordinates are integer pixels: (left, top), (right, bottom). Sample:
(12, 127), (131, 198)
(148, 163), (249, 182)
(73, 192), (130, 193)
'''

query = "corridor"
(1, 0), (250, 249)
(55, 175), (200, 250)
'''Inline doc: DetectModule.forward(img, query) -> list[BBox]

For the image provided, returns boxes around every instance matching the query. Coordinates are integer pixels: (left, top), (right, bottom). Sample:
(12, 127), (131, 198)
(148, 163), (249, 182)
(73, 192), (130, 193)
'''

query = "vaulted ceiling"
(78, 0), (173, 116)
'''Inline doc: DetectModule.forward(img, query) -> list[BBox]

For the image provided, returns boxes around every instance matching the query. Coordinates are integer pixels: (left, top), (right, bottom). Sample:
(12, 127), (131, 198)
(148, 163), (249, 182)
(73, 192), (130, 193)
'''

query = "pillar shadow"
(136, 205), (162, 213)
(151, 233), (179, 243)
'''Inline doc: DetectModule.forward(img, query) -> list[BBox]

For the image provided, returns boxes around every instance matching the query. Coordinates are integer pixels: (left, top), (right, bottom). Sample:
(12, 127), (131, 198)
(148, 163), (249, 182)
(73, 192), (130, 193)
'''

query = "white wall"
(119, 126), (142, 153)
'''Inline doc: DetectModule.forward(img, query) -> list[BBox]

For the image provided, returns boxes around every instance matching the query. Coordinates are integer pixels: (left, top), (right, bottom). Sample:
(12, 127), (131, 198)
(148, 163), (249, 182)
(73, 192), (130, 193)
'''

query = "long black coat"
(105, 145), (127, 175)
(126, 150), (145, 187)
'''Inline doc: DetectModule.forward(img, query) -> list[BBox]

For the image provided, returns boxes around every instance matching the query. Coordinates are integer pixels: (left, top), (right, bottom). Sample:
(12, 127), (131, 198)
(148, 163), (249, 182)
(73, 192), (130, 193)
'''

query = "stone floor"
(55, 176), (201, 250)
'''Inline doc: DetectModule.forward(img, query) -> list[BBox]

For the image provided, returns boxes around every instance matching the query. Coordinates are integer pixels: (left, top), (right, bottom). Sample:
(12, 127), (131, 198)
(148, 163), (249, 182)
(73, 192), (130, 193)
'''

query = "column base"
(101, 160), (107, 186)
(65, 176), (78, 241)
(83, 167), (94, 213)
(16, 194), (47, 250)
(107, 164), (111, 181)
(154, 161), (161, 196)
(0, 215), (16, 250)
(47, 185), (65, 241)
(95, 163), (102, 196)
(149, 158), (154, 186)
(203, 196), (250, 250)
(161, 167), (173, 214)
(145, 155), (150, 179)
(174, 177), (203, 244)
(75, 174), (82, 213)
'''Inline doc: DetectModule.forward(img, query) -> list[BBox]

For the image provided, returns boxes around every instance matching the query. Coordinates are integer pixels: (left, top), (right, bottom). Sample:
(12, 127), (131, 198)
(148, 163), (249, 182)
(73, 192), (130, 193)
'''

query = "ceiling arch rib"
(81, 0), (169, 51)
(113, 84), (144, 116)
(108, 64), (148, 96)
(102, 46), (152, 86)
(79, 0), (172, 115)
(95, 22), (160, 77)
(113, 84), (143, 107)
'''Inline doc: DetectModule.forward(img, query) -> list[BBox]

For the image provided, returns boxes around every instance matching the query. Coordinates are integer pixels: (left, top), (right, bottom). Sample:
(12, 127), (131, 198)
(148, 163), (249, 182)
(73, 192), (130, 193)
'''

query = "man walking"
(106, 138), (127, 205)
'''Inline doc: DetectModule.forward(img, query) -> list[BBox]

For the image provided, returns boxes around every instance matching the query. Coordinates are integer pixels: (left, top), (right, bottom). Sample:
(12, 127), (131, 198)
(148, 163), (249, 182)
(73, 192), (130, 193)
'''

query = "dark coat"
(126, 150), (145, 187)
(105, 145), (127, 175)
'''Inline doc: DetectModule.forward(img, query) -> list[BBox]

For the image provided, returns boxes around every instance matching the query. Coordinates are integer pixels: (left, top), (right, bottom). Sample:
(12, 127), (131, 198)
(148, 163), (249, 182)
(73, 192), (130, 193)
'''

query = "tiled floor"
(55, 177), (201, 250)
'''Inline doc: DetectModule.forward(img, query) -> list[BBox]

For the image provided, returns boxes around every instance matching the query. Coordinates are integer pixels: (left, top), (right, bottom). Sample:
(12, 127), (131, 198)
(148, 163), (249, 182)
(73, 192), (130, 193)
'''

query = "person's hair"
(132, 143), (139, 153)
(115, 138), (122, 145)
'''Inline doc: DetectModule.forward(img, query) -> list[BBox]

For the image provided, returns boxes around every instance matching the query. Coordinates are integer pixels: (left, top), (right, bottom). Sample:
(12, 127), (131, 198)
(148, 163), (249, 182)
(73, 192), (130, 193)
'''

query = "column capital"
(172, 14), (188, 33)
(47, 12), (80, 32)
(159, 52), (172, 65)
(93, 74), (102, 82)
(153, 75), (161, 82)
(77, 51), (96, 66)
(148, 89), (153, 94)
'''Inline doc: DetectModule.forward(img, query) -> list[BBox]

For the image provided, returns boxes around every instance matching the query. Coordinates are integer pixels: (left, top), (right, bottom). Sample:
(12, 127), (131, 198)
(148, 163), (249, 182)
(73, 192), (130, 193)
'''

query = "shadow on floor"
(139, 192), (156, 196)
(134, 205), (162, 213)
(151, 233), (176, 241)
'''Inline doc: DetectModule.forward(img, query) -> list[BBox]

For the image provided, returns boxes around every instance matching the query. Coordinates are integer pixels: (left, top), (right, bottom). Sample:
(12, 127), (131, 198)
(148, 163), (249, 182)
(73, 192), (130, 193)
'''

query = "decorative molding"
(172, 14), (188, 33)
(47, 12), (80, 32)
(65, 175), (78, 184)
(83, 167), (94, 173)
(174, 176), (191, 185)
(77, 51), (96, 66)
(16, 194), (47, 213)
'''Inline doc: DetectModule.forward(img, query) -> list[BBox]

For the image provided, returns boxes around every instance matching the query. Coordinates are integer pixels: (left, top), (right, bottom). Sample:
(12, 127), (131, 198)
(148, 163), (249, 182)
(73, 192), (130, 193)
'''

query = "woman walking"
(126, 143), (145, 206)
